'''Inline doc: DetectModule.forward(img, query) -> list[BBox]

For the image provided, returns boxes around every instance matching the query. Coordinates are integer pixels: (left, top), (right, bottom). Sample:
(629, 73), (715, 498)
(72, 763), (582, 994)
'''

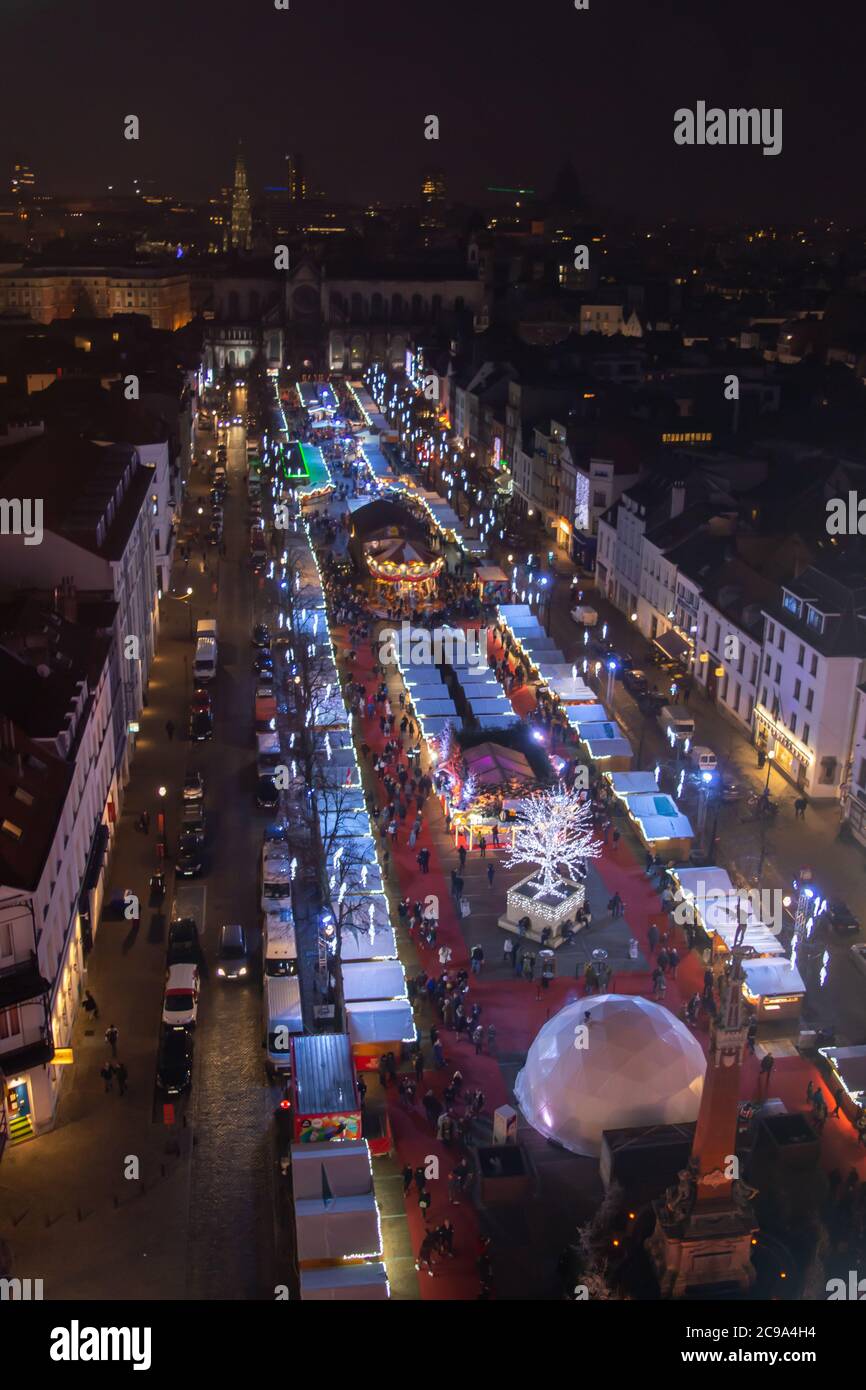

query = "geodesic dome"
(514, 994), (705, 1157)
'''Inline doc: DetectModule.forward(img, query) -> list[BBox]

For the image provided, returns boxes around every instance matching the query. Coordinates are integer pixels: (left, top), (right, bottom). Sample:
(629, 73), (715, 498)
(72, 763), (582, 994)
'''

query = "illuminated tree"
(505, 784), (601, 891)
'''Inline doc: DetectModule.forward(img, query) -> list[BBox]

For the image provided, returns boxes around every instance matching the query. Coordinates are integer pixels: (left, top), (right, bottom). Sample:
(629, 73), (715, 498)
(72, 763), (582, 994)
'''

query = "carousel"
(364, 535), (444, 599)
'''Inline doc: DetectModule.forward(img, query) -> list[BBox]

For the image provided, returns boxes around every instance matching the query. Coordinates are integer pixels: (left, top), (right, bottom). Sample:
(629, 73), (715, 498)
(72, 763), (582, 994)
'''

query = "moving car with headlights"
(256, 775), (279, 810)
(252, 623), (270, 649)
(217, 923), (251, 980)
(156, 1029), (193, 1095)
(162, 964), (200, 1030)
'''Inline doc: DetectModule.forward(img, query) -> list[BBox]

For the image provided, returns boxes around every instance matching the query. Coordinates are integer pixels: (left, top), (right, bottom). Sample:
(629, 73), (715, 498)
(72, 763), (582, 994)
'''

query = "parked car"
(253, 653), (274, 678)
(252, 623), (271, 648)
(176, 829), (203, 878)
(167, 917), (200, 965)
(720, 779), (743, 803)
(636, 690), (668, 716)
(622, 668), (649, 697)
(183, 772), (205, 802)
(156, 1029), (193, 1094)
(191, 687), (212, 716)
(189, 709), (213, 742)
(821, 900), (860, 937)
(256, 775), (279, 810)
(162, 964), (200, 1030)
(216, 923), (250, 980)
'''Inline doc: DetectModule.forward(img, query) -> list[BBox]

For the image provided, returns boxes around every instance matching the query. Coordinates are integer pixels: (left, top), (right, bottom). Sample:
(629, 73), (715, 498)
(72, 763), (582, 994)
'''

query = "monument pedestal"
(497, 871), (585, 946)
(647, 1204), (757, 1298)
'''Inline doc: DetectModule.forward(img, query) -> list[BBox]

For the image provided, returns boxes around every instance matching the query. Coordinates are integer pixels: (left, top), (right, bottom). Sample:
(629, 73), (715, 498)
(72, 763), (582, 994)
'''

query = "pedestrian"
(458, 845), (467, 870)
(657, 947), (670, 975)
(473, 1024), (484, 1054)
(471, 944), (484, 975)
(491, 824), (500, 848)
(502, 937), (513, 965)
(165, 719), (175, 741)
(668, 947), (679, 977)
(794, 797), (808, 820)
(832, 1087), (843, 1118)
(83, 990), (99, 1020)
(141, 809), (150, 834)
(433, 1039), (445, 1068)
(486, 1023), (496, 1053)
(414, 1050), (424, 1083)
(487, 862), (495, 889)
(357, 1075), (367, 1107)
(100, 1062), (114, 1093)
(478, 836), (487, 858)
(647, 922), (659, 954)
(402, 1164), (413, 1195)
(115, 1061), (128, 1096)
(378, 1054), (388, 1088)
(414, 1164), (427, 1194)
(612, 828), (621, 851)
(105, 1024), (119, 1058)
(759, 1053), (774, 1090)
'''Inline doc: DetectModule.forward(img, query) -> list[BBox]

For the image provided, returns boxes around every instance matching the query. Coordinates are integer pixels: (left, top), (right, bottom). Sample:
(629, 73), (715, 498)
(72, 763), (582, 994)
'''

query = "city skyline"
(0, 0), (862, 220)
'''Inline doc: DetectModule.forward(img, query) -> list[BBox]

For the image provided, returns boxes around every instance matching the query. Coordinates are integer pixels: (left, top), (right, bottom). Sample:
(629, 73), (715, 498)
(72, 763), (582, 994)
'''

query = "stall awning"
(653, 628), (691, 663)
(475, 565), (508, 583)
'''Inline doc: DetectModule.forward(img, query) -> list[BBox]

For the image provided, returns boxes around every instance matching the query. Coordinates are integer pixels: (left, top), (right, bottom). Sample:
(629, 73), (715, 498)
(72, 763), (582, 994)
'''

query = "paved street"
(0, 391), (281, 1299)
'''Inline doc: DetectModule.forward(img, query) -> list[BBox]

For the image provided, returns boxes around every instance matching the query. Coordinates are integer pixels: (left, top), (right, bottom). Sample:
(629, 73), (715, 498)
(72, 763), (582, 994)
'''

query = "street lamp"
(764, 747), (775, 793)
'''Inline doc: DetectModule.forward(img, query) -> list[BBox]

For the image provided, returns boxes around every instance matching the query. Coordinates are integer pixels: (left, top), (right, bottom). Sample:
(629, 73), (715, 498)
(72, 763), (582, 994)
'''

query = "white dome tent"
(514, 995), (706, 1157)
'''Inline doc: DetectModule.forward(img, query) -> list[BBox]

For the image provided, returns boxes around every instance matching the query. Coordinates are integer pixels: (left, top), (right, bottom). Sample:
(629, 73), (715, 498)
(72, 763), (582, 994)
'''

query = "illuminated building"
(225, 144), (253, 253)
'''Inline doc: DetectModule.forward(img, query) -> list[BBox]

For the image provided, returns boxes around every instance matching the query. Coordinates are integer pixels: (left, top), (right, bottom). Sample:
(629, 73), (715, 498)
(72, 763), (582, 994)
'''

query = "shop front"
(753, 705), (811, 790)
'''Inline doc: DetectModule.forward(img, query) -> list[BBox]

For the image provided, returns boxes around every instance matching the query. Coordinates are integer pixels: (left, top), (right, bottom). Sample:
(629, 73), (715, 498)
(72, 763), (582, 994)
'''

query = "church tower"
(646, 928), (759, 1297)
(226, 144), (253, 253)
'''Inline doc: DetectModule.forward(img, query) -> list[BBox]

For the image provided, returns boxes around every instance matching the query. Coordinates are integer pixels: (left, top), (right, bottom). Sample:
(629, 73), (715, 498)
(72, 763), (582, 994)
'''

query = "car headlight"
(239, 967), (248, 976)
(217, 967), (226, 977)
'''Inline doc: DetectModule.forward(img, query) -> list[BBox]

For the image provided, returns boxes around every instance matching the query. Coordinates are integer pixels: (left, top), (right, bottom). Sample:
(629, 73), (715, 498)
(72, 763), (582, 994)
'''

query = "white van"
(193, 635), (217, 683)
(263, 975), (303, 1075)
(659, 706), (695, 744)
(689, 745), (717, 774)
(256, 731), (282, 779)
(261, 847), (293, 913)
(264, 907), (298, 977)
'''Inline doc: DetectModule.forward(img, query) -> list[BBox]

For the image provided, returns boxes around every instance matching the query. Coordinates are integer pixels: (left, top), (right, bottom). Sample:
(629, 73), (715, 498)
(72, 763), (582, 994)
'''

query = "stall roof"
(463, 741), (535, 787)
(628, 793), (684, 820)
(294, 1194), (382, 1262)
(498, 604), (534, 623)
(475, 565), (508, 582)
(340, 919), (398, 962)
(346, 999), (417, 1043)
(567, 702), (610, 724)
(341, 959), (408, 1002)
(632, 813), (694, 842)
(292, 1033), (358, 1115)
(607, 771), (659, 798)
(742, 958), (805, 999)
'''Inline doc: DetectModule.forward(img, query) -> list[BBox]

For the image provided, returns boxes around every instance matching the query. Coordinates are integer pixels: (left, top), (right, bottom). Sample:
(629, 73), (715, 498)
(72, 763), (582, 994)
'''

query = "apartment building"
(0, 265), (192, 331)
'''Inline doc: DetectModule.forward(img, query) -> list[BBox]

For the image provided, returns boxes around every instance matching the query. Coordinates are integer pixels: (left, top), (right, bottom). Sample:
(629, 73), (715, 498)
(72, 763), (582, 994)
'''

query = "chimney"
(670, 480), (685, 519)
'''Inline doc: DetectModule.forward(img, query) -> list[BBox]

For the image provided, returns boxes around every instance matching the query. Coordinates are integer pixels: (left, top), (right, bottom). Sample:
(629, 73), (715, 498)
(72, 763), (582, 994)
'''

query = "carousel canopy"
(515, 995), (705, 1157)
(463, 741), (536, 788)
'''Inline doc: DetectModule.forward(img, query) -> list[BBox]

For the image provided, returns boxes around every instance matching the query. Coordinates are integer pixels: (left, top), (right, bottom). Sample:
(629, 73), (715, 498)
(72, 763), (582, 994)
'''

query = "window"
(746, 696), (754, 723)
(761, 686), (768, 707)
(775, 663), (781, 683)
(0, 1005), (21, 1040)
(805, 688), (813, 711)
(778, 630), (785, 652)
(858, 757), (866, 791)
(0, 922), (12, 958)
(782, 592), (801, 618)
(806, 607), (824, 633)
(737, 646), (745, 675)
(767, 622), (775, 645)
(790, 714), (797, 736)
(750, 656), (758, 683)
(734, 682), (741, 712)
(810, 653), (818, 677)
(1, 819), (22, 840)
(794, 679), (801, 701)
(764, 655), (771, 676)
(797, 643), (804, 667)
(802, 723), (810, 748)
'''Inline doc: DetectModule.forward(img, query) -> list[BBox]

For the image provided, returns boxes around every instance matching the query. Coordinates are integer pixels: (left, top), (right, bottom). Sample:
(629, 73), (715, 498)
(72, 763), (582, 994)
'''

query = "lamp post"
(764, 747), (775, 793)
(156, 785), (168, 862)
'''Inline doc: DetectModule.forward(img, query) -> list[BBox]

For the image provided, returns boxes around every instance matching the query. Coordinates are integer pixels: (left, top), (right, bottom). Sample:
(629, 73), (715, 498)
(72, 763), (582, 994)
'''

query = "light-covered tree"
(505, 784), (601, 891)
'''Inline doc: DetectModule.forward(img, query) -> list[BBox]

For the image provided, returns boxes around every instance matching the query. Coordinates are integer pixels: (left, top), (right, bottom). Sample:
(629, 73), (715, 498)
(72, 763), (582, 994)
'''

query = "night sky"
(3, 0), (864, 220)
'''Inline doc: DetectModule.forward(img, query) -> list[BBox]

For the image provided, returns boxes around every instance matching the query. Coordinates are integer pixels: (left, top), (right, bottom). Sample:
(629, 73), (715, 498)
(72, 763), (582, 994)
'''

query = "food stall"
(577, 720), (633, 772)
(818, 1045), (866, 1125)
(346, 999), (417, 1071)
(626, 792), (694, 861)
(299, 1263), (389, 1301)
(290, 1033), (362, 1143)
(741, 958), (806, 1024)
(670, 867), (787, 961)
(604, 770), (660, 807)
